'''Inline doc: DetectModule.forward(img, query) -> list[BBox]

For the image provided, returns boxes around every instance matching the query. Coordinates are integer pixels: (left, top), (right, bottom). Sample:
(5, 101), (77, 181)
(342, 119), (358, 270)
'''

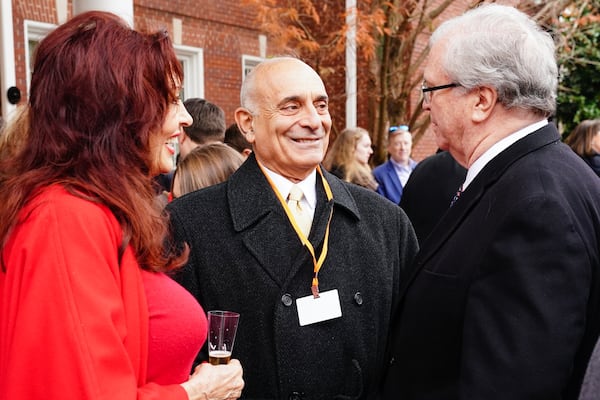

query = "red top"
(0, 185), (198, 399)
(142, 270), (206, 384)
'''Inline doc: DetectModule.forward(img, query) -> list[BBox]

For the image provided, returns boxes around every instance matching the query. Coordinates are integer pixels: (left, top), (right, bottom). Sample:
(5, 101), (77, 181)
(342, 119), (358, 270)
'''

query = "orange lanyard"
(259, 163), (334, 298)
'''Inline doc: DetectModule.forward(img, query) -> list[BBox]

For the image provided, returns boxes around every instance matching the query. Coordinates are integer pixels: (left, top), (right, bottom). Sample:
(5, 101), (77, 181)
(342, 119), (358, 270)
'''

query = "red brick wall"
(9, 0), (267, 128)
(11, 0), (65, 100)
(134, 0), (265, 127)
(9, 0), (518, 156)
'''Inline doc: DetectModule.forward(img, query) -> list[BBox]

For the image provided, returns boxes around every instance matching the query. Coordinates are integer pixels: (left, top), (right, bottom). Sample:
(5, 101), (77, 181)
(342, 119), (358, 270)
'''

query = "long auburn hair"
(0, 11), (187, 271)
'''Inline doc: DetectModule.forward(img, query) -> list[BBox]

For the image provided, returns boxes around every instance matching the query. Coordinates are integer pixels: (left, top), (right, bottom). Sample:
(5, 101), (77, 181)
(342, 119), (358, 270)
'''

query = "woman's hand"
(180, 359), (244, 400)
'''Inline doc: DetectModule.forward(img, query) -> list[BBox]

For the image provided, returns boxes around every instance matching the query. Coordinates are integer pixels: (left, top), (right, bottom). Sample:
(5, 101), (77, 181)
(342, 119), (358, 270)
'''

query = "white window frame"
(24, 20), (56, 95)
(24, 24), (204, 101)
(174, 45), (204, 100)
(242, 55), (263, 80)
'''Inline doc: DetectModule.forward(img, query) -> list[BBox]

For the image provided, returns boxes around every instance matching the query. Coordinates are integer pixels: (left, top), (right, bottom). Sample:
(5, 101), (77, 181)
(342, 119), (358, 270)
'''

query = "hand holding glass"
(207, 310), (239, 365)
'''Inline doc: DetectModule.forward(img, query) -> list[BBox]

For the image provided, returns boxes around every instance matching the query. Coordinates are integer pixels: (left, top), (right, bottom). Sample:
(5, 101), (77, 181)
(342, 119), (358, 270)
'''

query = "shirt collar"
(463, 119), (548, 189)
(262, 166), (317, 209)
(389, 158), (416, 172)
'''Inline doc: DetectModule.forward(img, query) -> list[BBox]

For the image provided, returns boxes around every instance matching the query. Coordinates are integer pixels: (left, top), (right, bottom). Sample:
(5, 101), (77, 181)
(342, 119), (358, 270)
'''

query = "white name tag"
(296, 289), (342, 326)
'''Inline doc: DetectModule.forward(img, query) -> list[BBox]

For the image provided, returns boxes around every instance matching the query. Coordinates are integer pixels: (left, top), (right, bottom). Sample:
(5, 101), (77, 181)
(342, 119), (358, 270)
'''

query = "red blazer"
(0, 186), (187, 400)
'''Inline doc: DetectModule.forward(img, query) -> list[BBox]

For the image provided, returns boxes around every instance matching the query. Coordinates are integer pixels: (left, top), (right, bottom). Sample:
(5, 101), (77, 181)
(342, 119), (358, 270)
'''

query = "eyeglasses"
(421, 82), (459, 103)
(389, 125), (409, 134)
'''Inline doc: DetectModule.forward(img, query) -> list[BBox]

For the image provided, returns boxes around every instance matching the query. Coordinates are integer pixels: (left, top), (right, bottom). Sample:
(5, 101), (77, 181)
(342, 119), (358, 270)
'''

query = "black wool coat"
(167, 154), (418, 400)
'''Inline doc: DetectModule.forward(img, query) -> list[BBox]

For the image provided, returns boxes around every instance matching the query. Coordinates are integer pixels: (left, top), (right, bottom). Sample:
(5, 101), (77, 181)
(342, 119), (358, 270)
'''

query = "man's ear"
(242, 148), (253, 157)
(179, 132), (189, 144)
(235, 107), (255, 143)
(472, 86), (497, 123)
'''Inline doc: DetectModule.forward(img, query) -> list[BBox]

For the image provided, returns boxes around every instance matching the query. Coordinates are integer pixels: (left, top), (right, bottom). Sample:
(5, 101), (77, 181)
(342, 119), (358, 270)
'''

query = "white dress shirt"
(463, 119), (548, 190)
(262, 166), (317, 221)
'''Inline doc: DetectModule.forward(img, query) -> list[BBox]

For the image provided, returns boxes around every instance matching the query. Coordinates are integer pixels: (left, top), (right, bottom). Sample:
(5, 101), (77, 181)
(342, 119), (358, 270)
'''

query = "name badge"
(296, 289), (342, 326)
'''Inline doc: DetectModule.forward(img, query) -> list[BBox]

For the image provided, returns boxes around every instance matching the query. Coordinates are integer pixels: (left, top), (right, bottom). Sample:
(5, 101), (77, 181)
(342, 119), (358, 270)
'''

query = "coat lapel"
(227, 156), (298, 286)
(309, 169), (361, 246)
(226, 157), (361, 288)
(402, 123), (561, 293)
(385, 161), (402, 201)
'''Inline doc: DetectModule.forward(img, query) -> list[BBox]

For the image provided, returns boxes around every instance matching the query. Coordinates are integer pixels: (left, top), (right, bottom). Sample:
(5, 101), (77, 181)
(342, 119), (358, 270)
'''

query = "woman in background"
(0, 105), (28, 163)
(157, 142), (244, 204)
(564, 119), (600, 177)
(0, 11), (243, 400)
(323, 126), (378, 190)
(171, 142), (244, 199)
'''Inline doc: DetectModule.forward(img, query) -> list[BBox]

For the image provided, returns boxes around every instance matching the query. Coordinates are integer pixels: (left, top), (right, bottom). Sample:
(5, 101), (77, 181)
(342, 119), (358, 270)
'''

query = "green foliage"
(555, 11), (600, 136)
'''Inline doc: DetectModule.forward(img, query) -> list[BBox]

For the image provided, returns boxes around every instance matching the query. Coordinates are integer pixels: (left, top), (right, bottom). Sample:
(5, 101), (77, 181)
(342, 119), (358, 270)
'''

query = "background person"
(580, 335), (600, 400)
(167, 56), (418, 399)
(322, 126), (379, 190)
(0, 105), (28, 163)
(382, 4), (600, 399)
(0, 11), (243, 400)
(155, 98), (227, 197)
(224, 123), (253, 158)
(373, 125), (417, 203)
(179, 98), (227, 159)
(171, 142), (244, 199)
(564, 119), (600, 177)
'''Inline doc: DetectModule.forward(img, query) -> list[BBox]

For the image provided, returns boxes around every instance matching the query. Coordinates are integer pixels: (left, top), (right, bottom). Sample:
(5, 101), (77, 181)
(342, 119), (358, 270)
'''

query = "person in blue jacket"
(373, 125), (417, 203)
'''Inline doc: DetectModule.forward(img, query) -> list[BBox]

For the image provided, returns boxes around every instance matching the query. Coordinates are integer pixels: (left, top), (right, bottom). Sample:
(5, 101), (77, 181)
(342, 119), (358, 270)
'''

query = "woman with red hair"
(0, 11), (243, 400)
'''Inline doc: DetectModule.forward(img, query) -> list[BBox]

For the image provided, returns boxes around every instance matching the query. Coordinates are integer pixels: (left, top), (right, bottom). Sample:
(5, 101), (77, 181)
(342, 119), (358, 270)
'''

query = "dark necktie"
(450, 184), (463, 207)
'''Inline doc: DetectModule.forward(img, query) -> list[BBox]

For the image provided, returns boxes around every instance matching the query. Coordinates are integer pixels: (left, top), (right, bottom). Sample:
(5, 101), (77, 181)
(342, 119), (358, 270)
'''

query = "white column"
(172, 18), (182, 45)
(259, 34), (267, 59)
(56, 0), (68, 24)
(0, 0), (17, 120)
(73, 0), (134, 27)
(345, 0), (357, 128)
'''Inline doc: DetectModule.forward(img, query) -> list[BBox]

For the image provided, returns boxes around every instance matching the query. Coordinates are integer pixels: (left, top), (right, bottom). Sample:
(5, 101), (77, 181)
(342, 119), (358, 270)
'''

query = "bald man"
(168, 57), (418, 399)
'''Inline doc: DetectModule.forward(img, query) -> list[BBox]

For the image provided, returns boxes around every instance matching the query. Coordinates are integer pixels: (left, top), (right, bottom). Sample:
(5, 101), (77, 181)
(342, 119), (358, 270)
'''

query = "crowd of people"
(0, 4), (599, 400)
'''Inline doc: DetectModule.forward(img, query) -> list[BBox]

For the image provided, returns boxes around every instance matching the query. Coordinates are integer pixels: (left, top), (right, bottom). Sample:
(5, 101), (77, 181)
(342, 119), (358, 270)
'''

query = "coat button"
(281, 293), (293, 307)
(289, 391), (303, 400)
(353, 291), (363, 306)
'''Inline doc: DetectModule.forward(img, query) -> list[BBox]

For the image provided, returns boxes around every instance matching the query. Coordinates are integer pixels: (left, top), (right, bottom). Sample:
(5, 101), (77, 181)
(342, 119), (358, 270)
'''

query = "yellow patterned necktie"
(287, 184), (312, 237)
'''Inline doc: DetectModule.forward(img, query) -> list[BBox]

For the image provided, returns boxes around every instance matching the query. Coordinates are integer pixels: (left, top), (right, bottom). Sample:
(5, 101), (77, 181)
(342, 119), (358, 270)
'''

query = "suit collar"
(383, 160), (403, 186)
(464, 119), (548, 189)
(228, 154), (361, 232)
(225, 154), (361, 288)
(462, 122), (560, 196)
(406, 123), (561, 283)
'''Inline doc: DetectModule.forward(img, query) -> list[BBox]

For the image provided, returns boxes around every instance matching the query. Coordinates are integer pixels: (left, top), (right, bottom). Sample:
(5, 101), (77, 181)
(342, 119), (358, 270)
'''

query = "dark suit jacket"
(167, 154), (418, 400)
(382, 123), (600, 400)
(373, 159), (416, 204)
(400, 151), (467, 243)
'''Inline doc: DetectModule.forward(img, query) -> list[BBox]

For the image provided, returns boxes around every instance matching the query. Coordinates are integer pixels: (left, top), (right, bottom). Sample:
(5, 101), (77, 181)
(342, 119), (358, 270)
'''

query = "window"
(174, 45), (204, 100)
(24, 23), (204, 102)
(24, 20), (56, 95)
(242, 55), (263, 80)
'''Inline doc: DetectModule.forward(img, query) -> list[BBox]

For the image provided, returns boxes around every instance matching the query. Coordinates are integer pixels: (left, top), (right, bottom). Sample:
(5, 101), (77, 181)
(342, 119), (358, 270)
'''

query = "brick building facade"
(1, 0), (517, 160)
(4, 0), (269, 131)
